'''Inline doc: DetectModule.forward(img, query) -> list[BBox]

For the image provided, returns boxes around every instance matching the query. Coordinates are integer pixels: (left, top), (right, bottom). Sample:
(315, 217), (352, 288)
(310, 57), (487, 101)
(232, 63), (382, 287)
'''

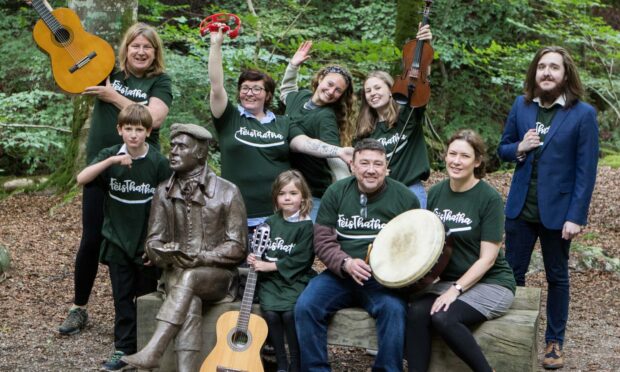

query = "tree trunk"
(395, 0), (425, 49)
(48, 0), (138, 190)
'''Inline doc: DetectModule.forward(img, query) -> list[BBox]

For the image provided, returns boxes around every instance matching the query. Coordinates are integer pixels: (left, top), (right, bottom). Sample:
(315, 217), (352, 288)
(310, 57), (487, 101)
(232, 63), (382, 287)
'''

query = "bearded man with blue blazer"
(498, 46), (599, 370)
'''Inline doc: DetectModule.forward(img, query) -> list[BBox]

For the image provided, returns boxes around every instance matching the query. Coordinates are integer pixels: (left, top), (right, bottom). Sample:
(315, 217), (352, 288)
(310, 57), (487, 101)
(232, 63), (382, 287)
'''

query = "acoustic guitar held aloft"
(30, 0), (115, 94)
(200, 224), (270, 372)
(392, 0), (434, 108)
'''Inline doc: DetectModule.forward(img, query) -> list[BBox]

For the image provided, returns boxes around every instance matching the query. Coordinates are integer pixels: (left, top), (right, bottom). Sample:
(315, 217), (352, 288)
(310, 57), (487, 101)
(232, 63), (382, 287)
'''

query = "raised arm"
(289, 134), (353, 163)
(208, 27), (228, 118)
(280, 41), (312, 103)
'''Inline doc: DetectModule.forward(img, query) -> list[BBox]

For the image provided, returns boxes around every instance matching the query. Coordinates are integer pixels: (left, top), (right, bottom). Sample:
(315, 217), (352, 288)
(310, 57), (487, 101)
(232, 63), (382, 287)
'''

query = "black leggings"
(263, 310), (300, 372)
(406, 294), (492, 372)
(73, 183), (104, 306)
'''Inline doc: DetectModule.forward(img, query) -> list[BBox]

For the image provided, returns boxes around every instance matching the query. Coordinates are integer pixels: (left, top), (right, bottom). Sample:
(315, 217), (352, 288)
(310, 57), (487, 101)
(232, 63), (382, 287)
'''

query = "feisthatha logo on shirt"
(112, 80), (148, 104)
(432, 208), (472, 225)
(265, 237), (295, 258)
(235, 127), (285, 147)
(379, 133), (408, 158)
(108, 178), (156, 204)
(336, 214), (385, 239)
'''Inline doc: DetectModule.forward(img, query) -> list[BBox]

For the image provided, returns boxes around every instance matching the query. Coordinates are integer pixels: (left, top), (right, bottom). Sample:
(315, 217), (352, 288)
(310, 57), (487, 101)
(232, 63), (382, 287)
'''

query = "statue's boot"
(122, 285), (195, 369)
(121, 320), (179, 370)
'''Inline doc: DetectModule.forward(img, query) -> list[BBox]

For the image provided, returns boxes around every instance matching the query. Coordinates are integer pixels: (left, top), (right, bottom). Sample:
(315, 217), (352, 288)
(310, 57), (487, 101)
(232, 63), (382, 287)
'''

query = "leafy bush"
(0, 91), (72, 175)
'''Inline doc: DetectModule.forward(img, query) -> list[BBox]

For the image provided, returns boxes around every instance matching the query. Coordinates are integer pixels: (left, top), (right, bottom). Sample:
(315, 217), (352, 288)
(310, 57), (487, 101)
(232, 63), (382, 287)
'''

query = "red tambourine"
(199, 13), (241, 39)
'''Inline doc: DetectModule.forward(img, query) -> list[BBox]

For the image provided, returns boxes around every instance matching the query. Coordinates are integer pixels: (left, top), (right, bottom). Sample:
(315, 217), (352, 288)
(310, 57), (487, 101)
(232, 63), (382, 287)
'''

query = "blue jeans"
(407, 182), (427, 209)
(505, 218), (570, 345)
(295, 271), (406, 371)
(309, 197), (321, 222)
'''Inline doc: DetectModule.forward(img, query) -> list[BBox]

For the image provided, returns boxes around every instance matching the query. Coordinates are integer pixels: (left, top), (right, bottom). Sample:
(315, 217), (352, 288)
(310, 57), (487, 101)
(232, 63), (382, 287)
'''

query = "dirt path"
(0, 168), (618, 371)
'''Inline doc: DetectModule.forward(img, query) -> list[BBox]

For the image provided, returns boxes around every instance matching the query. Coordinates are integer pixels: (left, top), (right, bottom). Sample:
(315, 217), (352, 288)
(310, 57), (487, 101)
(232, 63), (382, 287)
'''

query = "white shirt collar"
(237, 104), (276, 124)
(533, 94), (566, 109)
(284, 210), (311, 222)
(117, 143), (149, 159)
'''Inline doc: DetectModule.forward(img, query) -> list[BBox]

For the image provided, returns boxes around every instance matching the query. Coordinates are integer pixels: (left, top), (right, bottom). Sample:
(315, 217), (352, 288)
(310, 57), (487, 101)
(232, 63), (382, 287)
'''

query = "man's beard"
(534, 79), (565, 106)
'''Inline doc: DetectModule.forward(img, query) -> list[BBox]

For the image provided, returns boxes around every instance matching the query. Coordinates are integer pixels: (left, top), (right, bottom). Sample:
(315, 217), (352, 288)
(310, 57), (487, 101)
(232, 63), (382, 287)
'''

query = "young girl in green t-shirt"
(247, 170), (316, 372)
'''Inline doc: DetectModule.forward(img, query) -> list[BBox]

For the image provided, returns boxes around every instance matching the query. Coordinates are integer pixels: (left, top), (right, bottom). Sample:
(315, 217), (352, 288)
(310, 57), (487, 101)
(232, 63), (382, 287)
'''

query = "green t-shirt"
(214, 102), (303, 218)
(93, 144), (172, 265)
(520, 105), (559, 223)
(86, 70), (173, 163)
(257, 213), (316, 311)
(285, 90), (341, 197)
(317, 177), (420, 259)
(428, 179), (516, 293)
(358, 105), (430, 186)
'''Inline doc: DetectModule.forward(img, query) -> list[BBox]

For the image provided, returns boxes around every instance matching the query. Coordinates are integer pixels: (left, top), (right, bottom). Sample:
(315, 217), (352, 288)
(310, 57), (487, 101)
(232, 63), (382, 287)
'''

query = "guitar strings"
(35, 2), (85, 65)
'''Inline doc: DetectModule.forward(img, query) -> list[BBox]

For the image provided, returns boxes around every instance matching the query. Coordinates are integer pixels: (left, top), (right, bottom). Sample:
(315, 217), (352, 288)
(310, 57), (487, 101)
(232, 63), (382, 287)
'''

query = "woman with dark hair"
(59, 23), (172, 361)
(279, 43), (356, 220)
(406, 130), (516, 372)
(208, 27), (352, 231)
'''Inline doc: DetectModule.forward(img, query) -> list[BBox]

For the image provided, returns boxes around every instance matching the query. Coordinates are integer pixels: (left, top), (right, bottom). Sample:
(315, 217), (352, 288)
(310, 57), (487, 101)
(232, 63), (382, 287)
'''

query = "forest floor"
(0, 168), (619, 371)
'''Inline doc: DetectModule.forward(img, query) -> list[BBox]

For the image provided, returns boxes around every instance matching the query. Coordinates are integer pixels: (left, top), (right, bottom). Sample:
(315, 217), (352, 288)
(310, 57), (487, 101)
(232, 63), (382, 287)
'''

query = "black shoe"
(101, 350), (131, 371)
(58, 308), (88, 335)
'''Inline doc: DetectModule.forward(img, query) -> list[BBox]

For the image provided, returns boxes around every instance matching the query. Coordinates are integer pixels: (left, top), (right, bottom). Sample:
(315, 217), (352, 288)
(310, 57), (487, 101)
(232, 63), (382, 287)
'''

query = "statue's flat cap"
(170, 123), (212, 140)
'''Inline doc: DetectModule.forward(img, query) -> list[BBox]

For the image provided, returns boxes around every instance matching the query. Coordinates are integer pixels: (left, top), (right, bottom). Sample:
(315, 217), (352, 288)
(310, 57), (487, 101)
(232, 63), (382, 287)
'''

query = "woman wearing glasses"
(279, 42), (356, 220)
(208, 27), (352, 231)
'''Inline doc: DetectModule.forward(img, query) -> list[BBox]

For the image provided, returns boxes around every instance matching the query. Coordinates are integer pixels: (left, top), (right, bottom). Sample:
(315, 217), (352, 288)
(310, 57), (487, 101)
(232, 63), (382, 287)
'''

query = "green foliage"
(1, 0), (619, 178)
(0, 91), (72, 175)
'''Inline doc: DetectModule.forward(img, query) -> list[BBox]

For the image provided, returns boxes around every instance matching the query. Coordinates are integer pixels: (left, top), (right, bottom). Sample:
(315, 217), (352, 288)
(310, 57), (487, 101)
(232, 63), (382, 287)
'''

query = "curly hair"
(311, 65), (356, 146)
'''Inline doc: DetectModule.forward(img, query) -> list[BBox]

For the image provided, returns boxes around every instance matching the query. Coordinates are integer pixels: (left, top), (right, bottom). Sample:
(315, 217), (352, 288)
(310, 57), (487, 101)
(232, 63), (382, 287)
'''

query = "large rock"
(137, 287), (541, 371)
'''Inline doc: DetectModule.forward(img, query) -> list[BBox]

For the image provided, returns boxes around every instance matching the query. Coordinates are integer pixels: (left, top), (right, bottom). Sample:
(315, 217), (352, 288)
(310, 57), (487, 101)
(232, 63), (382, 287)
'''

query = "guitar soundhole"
(228, 329), (252, 351)
(52, 27), (72, 46)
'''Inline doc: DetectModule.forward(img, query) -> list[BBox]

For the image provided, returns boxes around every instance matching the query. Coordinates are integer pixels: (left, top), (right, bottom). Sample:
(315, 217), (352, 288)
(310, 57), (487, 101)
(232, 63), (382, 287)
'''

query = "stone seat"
(137, 286), (540, 371)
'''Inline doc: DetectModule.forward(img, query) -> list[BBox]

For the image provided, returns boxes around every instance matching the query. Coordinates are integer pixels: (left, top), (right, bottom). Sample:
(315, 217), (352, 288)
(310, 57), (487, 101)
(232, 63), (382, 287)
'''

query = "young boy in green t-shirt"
(76, 103), (171, 371)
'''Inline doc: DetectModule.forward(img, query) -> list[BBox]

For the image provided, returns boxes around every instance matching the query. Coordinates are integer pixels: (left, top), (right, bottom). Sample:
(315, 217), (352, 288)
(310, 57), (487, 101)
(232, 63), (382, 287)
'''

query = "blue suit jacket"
(498, 96), (599, 230)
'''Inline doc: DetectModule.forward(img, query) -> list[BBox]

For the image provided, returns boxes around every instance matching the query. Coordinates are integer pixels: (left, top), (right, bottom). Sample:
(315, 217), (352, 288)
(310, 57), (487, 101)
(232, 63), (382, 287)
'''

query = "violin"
(392, 0), (433, 108)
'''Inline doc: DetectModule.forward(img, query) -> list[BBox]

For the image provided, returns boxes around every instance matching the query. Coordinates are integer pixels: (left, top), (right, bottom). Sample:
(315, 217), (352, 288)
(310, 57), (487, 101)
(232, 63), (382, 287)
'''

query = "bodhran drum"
(370, 209), (451, 293)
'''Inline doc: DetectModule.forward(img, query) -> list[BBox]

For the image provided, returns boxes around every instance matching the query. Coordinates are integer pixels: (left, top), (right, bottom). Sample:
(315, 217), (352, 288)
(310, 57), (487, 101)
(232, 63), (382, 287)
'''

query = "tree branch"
(0, 123), (71, 133)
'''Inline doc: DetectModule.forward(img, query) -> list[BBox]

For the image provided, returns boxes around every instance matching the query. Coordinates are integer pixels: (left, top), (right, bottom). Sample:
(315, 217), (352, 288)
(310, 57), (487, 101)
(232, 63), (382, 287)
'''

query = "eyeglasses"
(360, 193), (368, 219)
(240, 86), (265, 94)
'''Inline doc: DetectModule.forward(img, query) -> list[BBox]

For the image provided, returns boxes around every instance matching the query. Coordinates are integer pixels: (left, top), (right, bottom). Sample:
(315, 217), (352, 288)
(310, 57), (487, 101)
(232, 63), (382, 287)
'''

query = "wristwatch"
(453, 282), (463, 294)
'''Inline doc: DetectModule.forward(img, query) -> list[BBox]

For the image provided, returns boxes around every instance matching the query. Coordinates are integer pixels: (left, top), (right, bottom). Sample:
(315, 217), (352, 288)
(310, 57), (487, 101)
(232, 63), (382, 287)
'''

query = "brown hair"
(118, 23), (165, 78)
(237, 69), (276, 110)
(271, 170), (313, 218)
(117, 103), (153, 129)
(523, 46), (584, 108)
(447, 129), (487, 179)
(353, 138), (386, 161)
(355, 71), (401, 138)
(311, 65), (355, 146)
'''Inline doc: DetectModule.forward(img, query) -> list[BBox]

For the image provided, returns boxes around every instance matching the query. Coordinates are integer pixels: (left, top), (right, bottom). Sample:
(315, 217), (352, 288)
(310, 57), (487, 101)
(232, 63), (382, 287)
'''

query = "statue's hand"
(172, 254), (199, 269)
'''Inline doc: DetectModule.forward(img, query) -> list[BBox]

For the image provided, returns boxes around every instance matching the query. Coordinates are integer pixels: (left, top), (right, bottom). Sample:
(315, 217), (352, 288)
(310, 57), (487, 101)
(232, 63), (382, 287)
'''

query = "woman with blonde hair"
(59, 22), (172, 372)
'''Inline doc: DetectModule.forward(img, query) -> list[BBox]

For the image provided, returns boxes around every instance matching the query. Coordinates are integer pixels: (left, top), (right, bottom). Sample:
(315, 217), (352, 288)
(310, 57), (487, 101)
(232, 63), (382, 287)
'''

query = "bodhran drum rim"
(370, 209), (445, 288)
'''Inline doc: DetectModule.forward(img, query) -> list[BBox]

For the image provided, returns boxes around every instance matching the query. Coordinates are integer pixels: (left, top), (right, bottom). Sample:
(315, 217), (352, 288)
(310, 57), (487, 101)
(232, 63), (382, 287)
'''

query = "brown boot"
(121, 320), (179, 370)
(542, 341), (564, 369)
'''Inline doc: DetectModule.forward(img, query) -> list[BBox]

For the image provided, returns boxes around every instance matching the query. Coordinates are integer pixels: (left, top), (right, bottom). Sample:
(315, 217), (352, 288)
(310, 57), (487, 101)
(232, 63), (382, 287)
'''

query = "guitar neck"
(31, 0), (63, 34)
(236, 268), (258, 331)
